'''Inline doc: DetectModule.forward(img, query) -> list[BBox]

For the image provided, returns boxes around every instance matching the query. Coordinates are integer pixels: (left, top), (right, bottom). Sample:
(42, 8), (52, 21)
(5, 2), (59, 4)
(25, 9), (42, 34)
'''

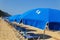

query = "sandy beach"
(0, 19), (60, 40)
(0, 19), (25, 40)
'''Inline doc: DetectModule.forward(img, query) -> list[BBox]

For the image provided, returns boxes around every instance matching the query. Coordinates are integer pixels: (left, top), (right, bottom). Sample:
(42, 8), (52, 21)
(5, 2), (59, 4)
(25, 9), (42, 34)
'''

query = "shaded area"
(27, 33), (52, 40)
(10, 23), (37, 32)
(13, 25), (36, 32)
(0, 10), (11, 17)
(48, 22), (60, 31)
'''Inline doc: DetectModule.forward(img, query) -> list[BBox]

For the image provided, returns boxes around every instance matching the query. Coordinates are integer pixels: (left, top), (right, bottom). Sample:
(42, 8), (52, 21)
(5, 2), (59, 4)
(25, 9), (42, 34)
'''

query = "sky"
(0, 0), (60, 15)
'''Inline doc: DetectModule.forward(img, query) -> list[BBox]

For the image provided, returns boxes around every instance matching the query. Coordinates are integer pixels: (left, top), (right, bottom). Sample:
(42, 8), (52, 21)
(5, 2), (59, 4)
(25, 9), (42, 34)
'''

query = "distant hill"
(0, 10), (11, 17)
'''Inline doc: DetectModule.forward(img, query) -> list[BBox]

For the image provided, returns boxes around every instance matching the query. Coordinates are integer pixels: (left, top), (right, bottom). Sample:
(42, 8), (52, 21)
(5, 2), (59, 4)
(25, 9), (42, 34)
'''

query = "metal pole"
(43, 30), (45, 40)
(43, 22), (48, 40)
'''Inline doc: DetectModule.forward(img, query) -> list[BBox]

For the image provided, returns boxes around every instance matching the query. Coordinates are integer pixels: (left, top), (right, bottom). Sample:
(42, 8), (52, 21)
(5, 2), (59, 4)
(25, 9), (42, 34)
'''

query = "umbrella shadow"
(38, 34), (52, 39)
(27, 33), (52, 39)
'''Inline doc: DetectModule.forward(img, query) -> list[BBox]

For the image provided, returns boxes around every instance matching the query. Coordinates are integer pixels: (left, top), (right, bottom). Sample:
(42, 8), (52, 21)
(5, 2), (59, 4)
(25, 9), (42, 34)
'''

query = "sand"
(0, 19), (25, 40)
(0, 18), (60, 40)
(12, 22), (60, 40)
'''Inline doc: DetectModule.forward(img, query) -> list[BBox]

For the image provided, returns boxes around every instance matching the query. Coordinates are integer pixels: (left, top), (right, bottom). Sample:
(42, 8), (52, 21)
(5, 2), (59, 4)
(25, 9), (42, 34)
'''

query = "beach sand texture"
(0, 18), (60, 40)
(0, 19), (25, 40)
(14, 22), (60, 40)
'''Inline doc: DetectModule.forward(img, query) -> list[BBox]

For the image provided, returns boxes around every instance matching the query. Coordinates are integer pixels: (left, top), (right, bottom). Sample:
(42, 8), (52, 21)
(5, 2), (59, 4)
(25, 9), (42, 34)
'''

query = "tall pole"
(43, 22), (48, 40)
(43, 29), (45, 40)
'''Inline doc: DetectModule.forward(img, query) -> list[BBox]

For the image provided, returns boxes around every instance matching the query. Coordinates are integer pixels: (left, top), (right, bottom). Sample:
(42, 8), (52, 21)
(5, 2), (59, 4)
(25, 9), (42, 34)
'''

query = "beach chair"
(23, 33), (41, 40)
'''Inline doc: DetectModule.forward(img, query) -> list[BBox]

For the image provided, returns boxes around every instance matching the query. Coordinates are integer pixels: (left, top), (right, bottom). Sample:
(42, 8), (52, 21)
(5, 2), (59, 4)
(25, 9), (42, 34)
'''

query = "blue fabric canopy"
(7, 8), (60, 30)
(48, 9), (60, 30)
(21, 8), (60, 30)
(48, 22), (60, 30)
(49, 9), (60, 22)
(8, 15), (22, 23)
(22, 8), (48, 30)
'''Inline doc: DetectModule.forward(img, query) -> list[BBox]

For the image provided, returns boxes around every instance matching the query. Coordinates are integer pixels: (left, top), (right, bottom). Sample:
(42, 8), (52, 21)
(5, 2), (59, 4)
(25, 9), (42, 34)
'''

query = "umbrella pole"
(43, 29), (45, 40)
(42, 22), (48, 40)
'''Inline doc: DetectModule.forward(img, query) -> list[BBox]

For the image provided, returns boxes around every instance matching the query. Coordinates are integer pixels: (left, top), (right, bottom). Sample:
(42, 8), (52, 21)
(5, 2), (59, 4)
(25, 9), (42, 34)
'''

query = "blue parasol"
(22, 8), (48, 30)
(21, 8), (60, 30)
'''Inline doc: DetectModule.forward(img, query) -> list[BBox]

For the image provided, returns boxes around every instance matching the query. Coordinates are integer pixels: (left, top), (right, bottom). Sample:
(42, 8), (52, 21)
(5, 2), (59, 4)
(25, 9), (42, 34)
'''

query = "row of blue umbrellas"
(7, 8), (60, 30)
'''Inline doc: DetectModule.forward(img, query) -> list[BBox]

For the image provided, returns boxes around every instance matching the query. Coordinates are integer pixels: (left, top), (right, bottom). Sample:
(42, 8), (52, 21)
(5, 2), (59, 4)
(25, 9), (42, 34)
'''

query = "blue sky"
(0, 0), (60, 15)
